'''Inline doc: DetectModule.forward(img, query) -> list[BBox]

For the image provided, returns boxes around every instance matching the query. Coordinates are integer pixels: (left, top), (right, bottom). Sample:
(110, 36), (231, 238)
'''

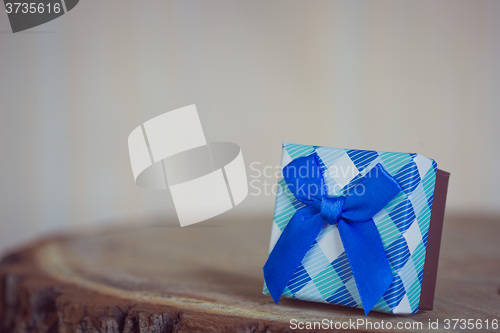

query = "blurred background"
(1, 0), (499, 256)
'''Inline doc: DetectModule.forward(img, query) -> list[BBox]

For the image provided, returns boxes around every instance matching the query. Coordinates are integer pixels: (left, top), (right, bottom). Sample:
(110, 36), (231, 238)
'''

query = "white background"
(1, 0), (499, 256)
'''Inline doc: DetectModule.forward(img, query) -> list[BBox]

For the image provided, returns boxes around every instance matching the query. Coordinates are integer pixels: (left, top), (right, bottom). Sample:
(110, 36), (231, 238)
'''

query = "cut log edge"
(0, 239), (292, 333)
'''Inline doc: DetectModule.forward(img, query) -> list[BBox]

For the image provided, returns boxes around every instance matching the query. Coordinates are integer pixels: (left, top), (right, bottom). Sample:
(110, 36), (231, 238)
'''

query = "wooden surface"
(0, 215), (499, 332)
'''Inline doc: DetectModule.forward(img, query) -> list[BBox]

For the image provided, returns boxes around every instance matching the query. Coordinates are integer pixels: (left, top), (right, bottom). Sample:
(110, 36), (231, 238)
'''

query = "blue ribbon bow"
(263, 153), (401, 315)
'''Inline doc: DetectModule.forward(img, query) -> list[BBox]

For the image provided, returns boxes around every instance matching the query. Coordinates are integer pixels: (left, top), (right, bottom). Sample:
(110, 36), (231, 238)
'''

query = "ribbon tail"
(338, 219), (393, 315)
(263, 209), (324, 304)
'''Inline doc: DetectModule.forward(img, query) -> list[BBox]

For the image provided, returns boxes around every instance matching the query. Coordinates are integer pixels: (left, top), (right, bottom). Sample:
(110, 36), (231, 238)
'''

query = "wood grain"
(0, 215), (499, 332)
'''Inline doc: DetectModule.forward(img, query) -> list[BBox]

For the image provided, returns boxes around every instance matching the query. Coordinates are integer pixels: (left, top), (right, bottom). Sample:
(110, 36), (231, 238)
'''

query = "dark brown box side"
(418, 169), (450, 310)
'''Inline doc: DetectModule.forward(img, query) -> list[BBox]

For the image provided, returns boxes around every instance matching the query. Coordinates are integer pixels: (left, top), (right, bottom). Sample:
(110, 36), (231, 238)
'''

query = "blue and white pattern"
(263, 143), (437, 314)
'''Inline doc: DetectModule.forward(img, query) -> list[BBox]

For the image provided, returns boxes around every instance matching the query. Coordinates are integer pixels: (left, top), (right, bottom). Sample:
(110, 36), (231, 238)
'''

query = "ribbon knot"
(263, 153), (402, 315)
(320, 195), (345, 224)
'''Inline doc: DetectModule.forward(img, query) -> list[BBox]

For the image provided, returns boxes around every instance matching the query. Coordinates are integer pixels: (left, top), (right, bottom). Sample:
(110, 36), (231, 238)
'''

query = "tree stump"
(1, 215), (499, 332)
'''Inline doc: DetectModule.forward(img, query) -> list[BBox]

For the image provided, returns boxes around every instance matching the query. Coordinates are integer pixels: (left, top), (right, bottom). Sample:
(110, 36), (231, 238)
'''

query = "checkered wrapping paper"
(263, 143), (437, 314)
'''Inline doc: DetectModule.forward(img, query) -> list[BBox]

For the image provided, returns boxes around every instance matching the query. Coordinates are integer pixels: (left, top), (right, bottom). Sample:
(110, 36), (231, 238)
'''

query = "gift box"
(263, 143), (449, 315)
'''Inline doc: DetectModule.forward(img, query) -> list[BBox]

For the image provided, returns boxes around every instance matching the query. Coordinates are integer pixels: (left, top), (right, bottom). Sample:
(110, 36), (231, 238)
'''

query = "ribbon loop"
(263, 153), (401, 315)
(282, 153), (324, 205)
